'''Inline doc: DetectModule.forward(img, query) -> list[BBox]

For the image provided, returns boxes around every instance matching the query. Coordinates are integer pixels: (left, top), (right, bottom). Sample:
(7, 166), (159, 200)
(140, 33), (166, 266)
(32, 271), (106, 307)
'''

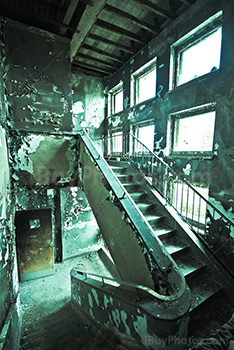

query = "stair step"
(189, 274), (222, 312)
(110, 166), (127, 174)
(117, 174), (134, 183)
(136, 202), (157, 215)
(151, 228), (176, 238)
(180, 264), (206, 279)
(129, 191), (148, 201)
(144, 214), (165, 227)
(122, 183), (141, 192)
(107, 160), (129, 167)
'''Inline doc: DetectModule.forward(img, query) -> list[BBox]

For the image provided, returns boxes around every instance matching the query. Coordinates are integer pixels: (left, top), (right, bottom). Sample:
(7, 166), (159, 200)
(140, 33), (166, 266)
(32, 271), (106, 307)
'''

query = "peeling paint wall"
(106, 0), (234, 270)
(0, 126), (18, 334)
(72, 73), (106, 139)
(4, 19), (72, 132)
(60, 187), (102, 260)
(71, 271), (190, 350)
(12, 134), (77, 187)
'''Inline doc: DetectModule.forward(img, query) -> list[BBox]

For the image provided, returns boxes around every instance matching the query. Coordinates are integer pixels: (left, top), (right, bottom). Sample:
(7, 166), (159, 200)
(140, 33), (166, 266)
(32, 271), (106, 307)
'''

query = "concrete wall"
(107, 0), (234, 268)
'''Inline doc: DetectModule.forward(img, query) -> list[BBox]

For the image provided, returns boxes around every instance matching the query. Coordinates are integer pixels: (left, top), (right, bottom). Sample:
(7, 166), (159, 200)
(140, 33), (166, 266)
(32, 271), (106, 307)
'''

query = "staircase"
(20, 301), (95, 350)
(107, 159), (234, 338)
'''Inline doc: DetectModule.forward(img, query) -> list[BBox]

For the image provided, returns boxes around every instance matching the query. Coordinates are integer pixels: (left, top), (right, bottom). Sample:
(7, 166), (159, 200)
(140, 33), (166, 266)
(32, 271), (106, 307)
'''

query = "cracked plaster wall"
(107, 0), (234, 269)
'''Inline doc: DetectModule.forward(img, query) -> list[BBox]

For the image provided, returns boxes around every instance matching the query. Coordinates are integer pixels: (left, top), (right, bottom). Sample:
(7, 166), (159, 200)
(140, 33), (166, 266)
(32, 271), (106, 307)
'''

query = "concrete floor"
(19, 251), (112, 332)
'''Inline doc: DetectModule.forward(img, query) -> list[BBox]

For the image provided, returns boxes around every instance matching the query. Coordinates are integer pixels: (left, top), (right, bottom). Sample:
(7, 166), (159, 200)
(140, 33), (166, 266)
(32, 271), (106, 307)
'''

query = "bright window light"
(173, 111), (216, 153)
(108, 131), (123, 154)
(177, 28), (222, 86)
(113, 89), (123, 114)
(136, 69), (156, 104)
(136, 125), (154, 152)
(172, 183), (208, 225)
(108, 82), (123, 115)
(170, 11), (223, 89)
(131, 58), (156, 106)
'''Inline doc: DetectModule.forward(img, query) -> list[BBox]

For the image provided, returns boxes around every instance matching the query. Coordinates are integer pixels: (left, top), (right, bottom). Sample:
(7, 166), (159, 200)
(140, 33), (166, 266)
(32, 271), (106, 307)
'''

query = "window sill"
(167, 152), (214, 160)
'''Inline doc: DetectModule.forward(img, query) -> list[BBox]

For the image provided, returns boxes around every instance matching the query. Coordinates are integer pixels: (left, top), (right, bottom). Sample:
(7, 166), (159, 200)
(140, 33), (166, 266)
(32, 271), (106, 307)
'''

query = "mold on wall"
(4, 19), (72, 132)
(60, 187), (102, 260)
(72, 72), (105, 138)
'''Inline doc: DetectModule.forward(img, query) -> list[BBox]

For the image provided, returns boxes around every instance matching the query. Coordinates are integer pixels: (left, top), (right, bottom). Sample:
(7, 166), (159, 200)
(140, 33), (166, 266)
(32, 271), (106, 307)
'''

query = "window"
(29, 219), (41, 229)
(135, 124), (154, 152)
(108, 131), (123, 155)
(108, 82), (123, 115)
(170, 11), (222, 88)
(168, 104), (216, 156)
(131, 57), (156, 106)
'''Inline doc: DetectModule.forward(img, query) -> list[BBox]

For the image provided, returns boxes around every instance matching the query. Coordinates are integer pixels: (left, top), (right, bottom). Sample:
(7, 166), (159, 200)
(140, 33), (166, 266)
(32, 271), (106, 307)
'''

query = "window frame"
(167, 103), (217, 158)
(108, 82), (123, 116)
(170, 11), (223, 90)
(131, 57), (157, 107)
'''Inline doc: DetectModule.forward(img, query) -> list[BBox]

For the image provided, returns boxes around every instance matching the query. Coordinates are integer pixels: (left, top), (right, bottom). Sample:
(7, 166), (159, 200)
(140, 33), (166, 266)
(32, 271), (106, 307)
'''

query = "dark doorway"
(15, 209), (54, 281)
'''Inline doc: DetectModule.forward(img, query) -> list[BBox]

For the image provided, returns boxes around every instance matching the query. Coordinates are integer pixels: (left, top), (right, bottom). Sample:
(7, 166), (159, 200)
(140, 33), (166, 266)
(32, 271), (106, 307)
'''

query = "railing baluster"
(105, 132), (234, 236)
(180, 182), (184, 217)
(191, 191), (195, 225)
(197, 196), (201, 233)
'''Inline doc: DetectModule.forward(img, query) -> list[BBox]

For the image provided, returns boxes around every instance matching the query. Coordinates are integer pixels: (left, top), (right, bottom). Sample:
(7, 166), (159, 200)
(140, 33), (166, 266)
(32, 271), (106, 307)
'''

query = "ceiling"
(0, 0), (197, 78)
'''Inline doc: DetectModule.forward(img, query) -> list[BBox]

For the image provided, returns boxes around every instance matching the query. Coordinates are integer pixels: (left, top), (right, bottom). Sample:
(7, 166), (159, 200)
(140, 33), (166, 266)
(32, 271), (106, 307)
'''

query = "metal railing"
(71, 267), (184, 301)
(106, 132), (234, 237)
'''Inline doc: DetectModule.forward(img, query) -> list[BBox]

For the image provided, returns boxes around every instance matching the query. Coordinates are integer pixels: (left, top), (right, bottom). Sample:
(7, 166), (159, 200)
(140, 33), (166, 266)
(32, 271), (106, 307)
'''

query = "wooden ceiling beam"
(132, 0), (173, 19)
(88, 33), (135, 54)
(0, 3), (80, 34)
(82, 43), (124, 63)
(104, 4), (158, 34)
(95, 19), (146, 45)
(59, 0), (80, 35)
(70, 0), (108, 61)
(73, 61), (114, 75)
(77, 53), (115, 69)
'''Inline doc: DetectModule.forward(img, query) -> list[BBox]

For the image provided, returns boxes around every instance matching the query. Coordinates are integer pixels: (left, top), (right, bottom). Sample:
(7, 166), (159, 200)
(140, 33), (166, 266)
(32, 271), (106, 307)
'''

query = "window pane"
(113, 89), (123, 114)
(137, 69), (156, 104)
(173, 111), (216, 152)
(136, 125), (154, 152)
(178, 28), (222, 86)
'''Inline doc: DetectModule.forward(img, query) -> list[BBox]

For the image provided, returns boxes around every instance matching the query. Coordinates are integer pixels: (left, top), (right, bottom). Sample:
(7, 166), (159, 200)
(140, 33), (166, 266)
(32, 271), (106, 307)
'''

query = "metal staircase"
(72, 131), (234, 347)
(108, 160), (223, 315)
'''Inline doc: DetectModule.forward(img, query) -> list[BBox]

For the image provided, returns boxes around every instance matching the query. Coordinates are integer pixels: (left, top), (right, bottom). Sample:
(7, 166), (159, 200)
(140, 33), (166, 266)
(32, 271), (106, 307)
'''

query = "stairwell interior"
(1, 0), (234, 349)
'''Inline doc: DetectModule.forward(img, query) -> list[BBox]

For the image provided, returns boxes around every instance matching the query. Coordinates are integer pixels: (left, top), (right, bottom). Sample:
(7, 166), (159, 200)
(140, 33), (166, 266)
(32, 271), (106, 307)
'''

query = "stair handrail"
(128, 132), (234, 228)
(79, 130), (187, 302)
(71, 267), (184, 302)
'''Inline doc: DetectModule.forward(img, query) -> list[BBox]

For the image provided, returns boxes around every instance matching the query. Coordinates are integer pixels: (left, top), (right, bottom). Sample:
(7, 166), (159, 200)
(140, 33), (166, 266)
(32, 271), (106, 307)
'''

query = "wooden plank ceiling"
(0, 0), (197, 78)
